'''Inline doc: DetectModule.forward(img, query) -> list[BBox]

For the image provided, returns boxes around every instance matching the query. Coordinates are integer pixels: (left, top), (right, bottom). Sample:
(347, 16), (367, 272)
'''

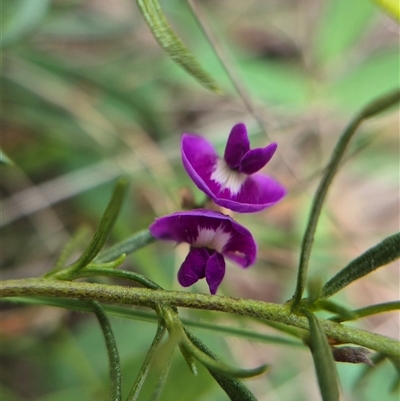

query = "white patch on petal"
(192, 226), (231, 252)
(210, 159), (247, 195)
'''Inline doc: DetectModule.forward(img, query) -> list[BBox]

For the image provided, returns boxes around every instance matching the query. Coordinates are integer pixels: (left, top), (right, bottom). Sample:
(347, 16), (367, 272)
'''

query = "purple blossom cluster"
(149, 123), (286, 294)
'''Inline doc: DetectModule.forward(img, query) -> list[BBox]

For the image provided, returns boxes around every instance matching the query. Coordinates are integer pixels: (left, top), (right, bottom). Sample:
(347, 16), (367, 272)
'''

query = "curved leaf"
(329, 301), (400, 323)
(127, 323), (166, 401)
(304, 310), (340, 401)
(136, 0), (221, 93)
(91, 301), (122, 401)
(69, 176), (129, 271)
(185, 329), (258, 401)
(321, 232), (400, 298)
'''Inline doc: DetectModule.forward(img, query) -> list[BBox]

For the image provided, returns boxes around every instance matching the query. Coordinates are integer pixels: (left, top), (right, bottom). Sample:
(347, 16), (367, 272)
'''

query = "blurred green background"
(1, 0), (399, 400)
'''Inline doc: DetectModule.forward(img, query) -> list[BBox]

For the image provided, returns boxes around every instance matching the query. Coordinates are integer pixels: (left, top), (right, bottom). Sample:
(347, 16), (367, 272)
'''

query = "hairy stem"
(1, 278), (398, 358)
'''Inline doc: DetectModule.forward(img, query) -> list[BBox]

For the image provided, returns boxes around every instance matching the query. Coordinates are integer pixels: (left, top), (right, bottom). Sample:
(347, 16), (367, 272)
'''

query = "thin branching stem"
(291, 89), (400, 309)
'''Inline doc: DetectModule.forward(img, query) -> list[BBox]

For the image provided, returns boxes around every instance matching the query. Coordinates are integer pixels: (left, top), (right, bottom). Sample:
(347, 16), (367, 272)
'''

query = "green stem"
(8, 296), (303, 347)
(90, 301), (122, 401)
(291, 89), (400, 309)
(54, 266), (161, 290)
(1, 278), (398, 358)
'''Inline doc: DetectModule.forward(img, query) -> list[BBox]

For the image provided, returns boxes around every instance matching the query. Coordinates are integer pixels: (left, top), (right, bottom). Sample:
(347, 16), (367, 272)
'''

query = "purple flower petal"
(181, 125), (286, 213)
(149, 209), (257, 263)
(239, 143), (277, 175)
(149, 209), (257, 293)
(177, 247), (209, 287)
(223, 123), (250, 169)
(181, 134), (218, 200)
(205, 252), (225, 294)
(214, 174), (287, 213)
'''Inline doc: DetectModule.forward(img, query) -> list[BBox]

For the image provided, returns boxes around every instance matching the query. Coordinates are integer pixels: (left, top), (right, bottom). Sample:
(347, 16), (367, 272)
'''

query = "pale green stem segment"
(329, 301), (400, 323)
(127, 323), (166, 401)
(184, 329), (258, 401)
(320, 232), (400, 298)
(2, 279), (399, 358)
(148, 318), (181, 401)
(304, 310), (339, 401)
(53, 265), (161, 290)
(291, 89), (400, 309)
(94, 229), (155, 263)
(163, 309), (268, 379)
(90, 301), (122, 401)
(135, 0), (221, 93)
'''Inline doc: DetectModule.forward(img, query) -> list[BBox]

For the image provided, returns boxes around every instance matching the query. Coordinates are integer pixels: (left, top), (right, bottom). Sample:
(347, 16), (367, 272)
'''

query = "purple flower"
(181, 123), (286, 213)
(149, 209), (257, 294)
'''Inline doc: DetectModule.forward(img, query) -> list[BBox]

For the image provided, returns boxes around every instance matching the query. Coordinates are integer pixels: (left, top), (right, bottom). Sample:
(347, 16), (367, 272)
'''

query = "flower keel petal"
(205, 252), (226, 294)
(239, 143), (277, 175)
(177, 247), (209, 287)
(224, 123), (250, 169)
(181, 134), (219, 199)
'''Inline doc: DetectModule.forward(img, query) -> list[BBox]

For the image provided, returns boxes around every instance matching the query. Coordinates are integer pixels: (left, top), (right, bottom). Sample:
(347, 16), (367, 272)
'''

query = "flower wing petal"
(221, 220), (257, 267)
(205, 252), (226, 294)
(149, 209), (237, 244)
(178, 247), (209, 287)
(150, 209), (257, 266)
(239, 143), (277, 175)
(224, 123), (250, 169)
(181, 134), (218, 199)
(213, 174), (287, 213)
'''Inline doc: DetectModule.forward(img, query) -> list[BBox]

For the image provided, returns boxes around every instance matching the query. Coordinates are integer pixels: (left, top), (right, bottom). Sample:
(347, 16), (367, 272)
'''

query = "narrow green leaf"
(88, 254), (127, 270)
(149, 321), (181, 401)
(178, 343), (198, 376)
(181, 334), (268, 378)
(304, 310), (340, 401)
(291, 89), (400, 310)
(315, 299), (356, 321)
(90, 301), (122, 401)
(70, 176), (129, 271)
(329, 301), (400, 323)
(135, 0), (221, 93)
(44, 226), (90, 278)
(71, 266), (162, 290)
(168, 307), (268, 379)
(127, 323), (166, 401)
(321, 232), (400, 298)
(94, 229), (155, 263)
(185, 330), (258, 401)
